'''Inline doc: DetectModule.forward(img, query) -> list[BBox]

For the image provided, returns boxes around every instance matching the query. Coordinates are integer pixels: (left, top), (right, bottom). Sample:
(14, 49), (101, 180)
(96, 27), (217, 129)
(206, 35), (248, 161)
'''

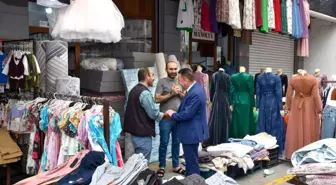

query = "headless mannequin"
(314, 69), (320, 77)
(219, 68), (225, 72)
(299, 70), (307, 76)
(239, 66), (246, 73)
(265, 67), (272, 73)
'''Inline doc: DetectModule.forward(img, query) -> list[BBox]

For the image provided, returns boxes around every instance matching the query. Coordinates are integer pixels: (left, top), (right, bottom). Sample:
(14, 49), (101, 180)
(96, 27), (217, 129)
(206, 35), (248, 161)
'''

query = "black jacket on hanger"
(277, 74), (288, 97)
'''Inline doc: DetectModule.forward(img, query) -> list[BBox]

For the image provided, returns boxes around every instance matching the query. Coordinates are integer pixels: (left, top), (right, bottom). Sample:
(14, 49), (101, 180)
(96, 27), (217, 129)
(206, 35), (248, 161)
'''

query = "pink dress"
(194, 71), (211, 121)
(297, 0), (310, 57)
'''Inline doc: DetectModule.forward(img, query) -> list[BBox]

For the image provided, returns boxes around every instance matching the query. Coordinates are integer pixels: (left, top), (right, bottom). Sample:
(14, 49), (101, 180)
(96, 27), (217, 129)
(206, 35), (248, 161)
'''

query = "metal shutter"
(249, 32), (295, 77)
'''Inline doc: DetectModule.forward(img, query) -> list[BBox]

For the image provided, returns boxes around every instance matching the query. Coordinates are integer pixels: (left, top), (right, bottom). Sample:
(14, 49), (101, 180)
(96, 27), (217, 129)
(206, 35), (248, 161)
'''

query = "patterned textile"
(243, 0), (256, 30)
(287, 163), (336, 175)
(35, 41), (47, 92)
(43, 40), (68, 92)
(268, 0), (275, 29)
(216, 0), (230, 24)
(56, 77), (80, 96)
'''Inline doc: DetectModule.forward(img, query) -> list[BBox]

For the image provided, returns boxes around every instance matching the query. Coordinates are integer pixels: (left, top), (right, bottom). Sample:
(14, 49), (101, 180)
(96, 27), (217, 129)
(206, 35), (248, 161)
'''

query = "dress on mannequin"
(277, 72), (288, 97)
(194, 68), (211, 120)
(256, 72), (285, 152)
(204, 69), (231, 146)
(52, 0), (124, 43)
(285, 73), (322, 159)
(230, 71), (255, 138)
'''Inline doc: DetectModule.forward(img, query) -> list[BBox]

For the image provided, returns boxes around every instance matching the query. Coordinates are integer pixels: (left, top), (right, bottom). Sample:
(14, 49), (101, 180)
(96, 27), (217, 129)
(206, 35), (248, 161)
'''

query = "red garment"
(116, 141), (124, 167)
(201, 0), (211, 31)
(255, 0), (263, 27)
(273, 0), (282, 32)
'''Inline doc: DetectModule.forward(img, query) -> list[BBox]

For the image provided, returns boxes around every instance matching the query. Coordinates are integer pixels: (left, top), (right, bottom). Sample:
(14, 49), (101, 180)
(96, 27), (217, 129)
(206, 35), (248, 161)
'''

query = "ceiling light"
(45, 8), (52, 14)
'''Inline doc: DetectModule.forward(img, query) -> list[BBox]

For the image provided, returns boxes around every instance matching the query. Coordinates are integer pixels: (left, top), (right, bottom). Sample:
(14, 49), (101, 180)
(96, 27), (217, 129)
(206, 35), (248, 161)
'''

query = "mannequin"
(182, 59), (192, 69)
(194, 65), (211, 120)
(256, 68), (285, 152)
(230, 67), (255, 138)
(223, 60), (236, 76)
(314, 68), (328, 101)
(254, 68), (265, 94)
(204, 66), (231, 145)
(239, 66), (246, 73)
(276, 69), (288, 97)
(285, 71), (322, 159)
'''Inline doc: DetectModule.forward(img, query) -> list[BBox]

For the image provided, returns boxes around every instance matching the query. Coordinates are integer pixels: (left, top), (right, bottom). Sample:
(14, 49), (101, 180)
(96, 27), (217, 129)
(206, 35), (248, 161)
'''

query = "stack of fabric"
(0, 128), (22, 165)
(287, 163), (336, 185)
(228, 138), (269, 161)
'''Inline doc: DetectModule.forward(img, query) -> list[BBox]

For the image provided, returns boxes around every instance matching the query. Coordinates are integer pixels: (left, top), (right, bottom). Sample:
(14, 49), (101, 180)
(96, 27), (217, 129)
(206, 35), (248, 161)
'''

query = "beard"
(148, 79), (154, 86)
(168, 73), (177, 79)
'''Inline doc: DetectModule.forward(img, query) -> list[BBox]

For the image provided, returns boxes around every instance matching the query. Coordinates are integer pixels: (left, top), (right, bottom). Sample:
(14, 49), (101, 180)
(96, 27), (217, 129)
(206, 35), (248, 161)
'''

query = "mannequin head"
(277, 69), (283, 75)
(314, 69), (320, 77)
(260, 68), (266, 73)
(239, 66), (246, 73)
(265, 67), (272, 73)
(196, 65), (202, 72)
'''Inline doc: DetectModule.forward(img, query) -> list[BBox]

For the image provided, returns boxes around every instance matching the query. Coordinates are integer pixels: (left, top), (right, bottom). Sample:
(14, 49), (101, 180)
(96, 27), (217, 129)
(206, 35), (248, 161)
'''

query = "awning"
(310, 10), (336, 23)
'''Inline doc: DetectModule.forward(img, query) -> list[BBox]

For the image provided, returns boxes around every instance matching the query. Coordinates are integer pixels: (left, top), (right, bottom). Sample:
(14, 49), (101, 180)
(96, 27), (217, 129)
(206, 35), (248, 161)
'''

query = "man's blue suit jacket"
(171, 82), (209, 144)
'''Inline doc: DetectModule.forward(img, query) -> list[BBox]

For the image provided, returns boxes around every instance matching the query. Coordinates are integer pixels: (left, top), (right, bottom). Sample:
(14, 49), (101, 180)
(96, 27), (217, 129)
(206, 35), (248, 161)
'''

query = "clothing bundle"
(198, 133), (277, 173)
(287, 163), (336, 185)
(0, 128), (23, 165)
(2, 96), (123, 175)
(176, 0), (310, 56)
(1, 50), (41, 91)
(51, 0), (125, 43)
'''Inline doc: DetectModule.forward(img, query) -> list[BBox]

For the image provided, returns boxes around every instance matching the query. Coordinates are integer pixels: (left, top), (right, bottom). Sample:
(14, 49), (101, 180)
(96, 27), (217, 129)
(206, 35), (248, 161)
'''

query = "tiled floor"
(149, 159), (295, 185)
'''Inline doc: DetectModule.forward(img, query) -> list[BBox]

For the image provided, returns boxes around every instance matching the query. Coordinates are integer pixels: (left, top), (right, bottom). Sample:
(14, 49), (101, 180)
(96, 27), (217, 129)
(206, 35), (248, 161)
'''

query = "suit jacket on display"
(172, 83), (209, 144)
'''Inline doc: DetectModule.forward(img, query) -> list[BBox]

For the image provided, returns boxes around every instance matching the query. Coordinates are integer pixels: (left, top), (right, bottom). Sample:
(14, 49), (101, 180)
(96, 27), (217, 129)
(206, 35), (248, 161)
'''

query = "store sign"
(192, 31), (215, 41)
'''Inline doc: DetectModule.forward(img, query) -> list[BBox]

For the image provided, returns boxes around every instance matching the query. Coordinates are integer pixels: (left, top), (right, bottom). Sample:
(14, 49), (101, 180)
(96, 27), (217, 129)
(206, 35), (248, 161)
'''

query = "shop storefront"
(249, 32), (295, 76)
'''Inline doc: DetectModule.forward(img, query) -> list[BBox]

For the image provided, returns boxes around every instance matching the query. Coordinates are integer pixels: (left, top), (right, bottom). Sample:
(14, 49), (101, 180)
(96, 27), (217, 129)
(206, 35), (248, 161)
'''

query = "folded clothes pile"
(0, 128), (22, 165)
(90, 153), (148, 185)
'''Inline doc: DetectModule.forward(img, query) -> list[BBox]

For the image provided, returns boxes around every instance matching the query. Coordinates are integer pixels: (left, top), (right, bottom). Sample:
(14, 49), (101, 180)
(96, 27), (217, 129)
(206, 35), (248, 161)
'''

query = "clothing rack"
(5, 91), (112, 151)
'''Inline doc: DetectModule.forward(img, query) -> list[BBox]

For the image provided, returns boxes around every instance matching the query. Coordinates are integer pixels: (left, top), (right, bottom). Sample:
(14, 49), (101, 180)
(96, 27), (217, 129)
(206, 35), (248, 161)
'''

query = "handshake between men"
(163, 109), (176, 120)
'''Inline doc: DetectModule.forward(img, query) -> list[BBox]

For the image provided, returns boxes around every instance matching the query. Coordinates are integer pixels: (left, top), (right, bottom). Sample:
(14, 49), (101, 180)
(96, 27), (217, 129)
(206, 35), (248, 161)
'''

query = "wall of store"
(0, 1), (29, 39)
(303, 18), (336, 78)
(157, 0), (182, 61)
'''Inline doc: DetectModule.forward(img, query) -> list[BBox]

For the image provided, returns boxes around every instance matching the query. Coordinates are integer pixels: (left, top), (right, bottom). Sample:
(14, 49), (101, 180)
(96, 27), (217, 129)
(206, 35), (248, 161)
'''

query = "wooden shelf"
(29, 26), (49, 34)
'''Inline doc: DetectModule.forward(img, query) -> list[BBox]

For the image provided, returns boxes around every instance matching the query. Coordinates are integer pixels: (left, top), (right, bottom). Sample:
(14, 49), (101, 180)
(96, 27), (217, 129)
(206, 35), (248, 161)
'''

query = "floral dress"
(286, 0), (293, 34)
(216, 0), (230, 23)
(268, 0), (275, 29)
(243, 0), (256, 30)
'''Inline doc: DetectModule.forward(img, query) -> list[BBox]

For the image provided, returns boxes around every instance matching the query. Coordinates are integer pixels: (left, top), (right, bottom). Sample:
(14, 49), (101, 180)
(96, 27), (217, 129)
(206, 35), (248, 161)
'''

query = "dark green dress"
(281, 0), (288, 34)
(230, 72), (255, 138)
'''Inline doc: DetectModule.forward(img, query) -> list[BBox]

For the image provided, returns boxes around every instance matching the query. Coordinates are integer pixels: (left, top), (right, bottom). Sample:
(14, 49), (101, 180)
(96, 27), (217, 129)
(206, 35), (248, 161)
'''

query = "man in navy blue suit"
(166, 68), (209, 176)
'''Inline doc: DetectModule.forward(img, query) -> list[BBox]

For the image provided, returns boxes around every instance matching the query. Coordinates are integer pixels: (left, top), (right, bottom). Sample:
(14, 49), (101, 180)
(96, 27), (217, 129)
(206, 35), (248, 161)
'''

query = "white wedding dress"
(52, 0), (125, 43)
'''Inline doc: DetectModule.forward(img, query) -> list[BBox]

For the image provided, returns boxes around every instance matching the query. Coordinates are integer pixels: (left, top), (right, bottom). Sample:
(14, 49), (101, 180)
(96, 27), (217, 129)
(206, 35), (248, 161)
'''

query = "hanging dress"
(210, 0), (220, 33)
(205, 71), (231, 146)
(177, 0), (194, 32)
(193, 0), (202, 30)
(287, 0), (293, 34)
(52, 0), (125, 43)
(260, 0), (269, 33)
(297, 0), (310, 57)
(268, 0), (276, 29)
(216, 0), (230, 24)
(255, 0), (263, 27)
(281, 0), (288, 34)
(273, 0), (282, 32)
(292, 0), (303, 39)
(256, 73), (285, 152)
(194, 71), (211, 121)
(229, 0), (241, 29)
(201, 0), (211, 32)
(243, 0), (256, 30)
